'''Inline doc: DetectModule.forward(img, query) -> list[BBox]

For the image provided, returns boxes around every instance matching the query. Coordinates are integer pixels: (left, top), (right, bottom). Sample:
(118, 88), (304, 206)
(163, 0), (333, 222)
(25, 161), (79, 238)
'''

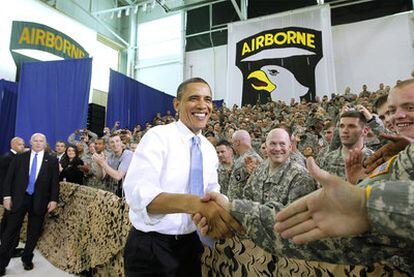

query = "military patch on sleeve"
(369, 155), (398, 178)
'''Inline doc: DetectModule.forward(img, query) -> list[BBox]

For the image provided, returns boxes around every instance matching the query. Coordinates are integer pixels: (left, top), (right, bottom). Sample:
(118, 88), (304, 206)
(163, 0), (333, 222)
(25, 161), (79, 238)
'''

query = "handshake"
(191, 193), (245, 239)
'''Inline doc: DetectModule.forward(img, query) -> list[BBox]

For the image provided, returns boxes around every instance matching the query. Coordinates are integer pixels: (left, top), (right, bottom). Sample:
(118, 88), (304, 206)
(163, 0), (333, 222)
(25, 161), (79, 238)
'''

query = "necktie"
(27, 153), (38, 195)
(189, 136), (215, 247)
(189, 136), (204, 196)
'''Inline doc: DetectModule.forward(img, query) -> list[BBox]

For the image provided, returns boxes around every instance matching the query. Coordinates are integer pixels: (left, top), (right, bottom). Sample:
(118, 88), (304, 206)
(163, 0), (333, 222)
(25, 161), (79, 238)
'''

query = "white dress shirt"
(29, 150), (44, 181)
(123, 120), (220, 235)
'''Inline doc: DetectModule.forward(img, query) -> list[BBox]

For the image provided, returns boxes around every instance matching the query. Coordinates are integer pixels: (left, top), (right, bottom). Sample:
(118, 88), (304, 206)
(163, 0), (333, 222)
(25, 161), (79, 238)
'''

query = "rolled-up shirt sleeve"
(123, 130), (166, 225)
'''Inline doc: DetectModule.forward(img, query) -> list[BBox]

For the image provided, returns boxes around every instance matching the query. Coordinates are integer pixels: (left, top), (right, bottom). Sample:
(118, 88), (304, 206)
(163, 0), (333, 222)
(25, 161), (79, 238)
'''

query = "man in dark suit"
(0, 137), (25, 201)
(0, 137), (26, 258)
(0, 133), (59, 275)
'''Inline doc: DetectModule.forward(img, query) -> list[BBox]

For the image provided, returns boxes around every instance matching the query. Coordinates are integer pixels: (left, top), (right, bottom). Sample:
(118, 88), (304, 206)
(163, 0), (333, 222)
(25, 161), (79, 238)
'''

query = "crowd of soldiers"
(195, 79), (414, 275)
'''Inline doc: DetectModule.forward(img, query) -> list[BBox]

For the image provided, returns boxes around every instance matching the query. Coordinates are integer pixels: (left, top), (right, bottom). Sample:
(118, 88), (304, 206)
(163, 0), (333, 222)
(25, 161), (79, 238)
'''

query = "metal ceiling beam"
(241, 0), (248, 20)
(92, 5), (132, 15)
(167, 0), (228, 12)
(230, 0), (243, 20)
(155, 0), (170, 12)
(330, 0), (376, 9)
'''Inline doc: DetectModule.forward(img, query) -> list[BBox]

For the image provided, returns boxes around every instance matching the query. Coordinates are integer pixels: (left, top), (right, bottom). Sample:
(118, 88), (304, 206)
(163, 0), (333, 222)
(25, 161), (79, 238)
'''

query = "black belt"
(135, 229), (196, 241)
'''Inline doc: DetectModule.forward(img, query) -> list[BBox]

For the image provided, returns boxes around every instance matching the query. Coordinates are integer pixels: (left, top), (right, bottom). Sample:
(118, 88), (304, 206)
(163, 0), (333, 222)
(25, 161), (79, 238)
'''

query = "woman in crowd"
(59, 144), (85, 185)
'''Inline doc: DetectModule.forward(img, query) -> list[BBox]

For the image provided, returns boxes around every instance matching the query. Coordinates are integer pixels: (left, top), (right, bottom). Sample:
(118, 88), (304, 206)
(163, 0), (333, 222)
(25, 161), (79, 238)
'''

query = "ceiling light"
(142, 3), (147, 12)
(110, 11), (114, 19)
(117, 10), (122, 18)
(134, 5), (138, 14)
(125, 8), (130, 16)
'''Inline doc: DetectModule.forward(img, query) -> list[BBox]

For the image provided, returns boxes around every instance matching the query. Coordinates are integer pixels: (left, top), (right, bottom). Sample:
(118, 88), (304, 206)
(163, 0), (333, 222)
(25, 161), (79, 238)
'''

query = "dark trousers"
(0, 194), (45, 268)
(0, 209), (20, 253)
(124, 227), (204, 277)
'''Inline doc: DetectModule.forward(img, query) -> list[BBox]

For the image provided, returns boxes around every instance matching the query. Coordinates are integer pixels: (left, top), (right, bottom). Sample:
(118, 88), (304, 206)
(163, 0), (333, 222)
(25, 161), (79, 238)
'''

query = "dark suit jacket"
(0, 151), (16, 200)
(3, 151), (59, 215)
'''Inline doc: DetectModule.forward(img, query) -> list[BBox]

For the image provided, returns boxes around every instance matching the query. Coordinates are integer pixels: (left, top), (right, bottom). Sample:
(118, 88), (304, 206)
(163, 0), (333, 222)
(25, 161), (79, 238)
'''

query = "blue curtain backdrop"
(213, 99), (224, 108)
(15, 58), (92, 145)
(0, 80), (18, 154)
(107, 70), (175, 129)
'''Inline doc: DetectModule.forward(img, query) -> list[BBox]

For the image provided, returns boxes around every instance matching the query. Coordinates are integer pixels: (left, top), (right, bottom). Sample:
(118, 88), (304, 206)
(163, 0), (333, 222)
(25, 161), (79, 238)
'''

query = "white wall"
(332, 12), (414, 94)
(184, 46), (227, 100)
(185, 11), (414, 100)
(136, 62), (183, 96)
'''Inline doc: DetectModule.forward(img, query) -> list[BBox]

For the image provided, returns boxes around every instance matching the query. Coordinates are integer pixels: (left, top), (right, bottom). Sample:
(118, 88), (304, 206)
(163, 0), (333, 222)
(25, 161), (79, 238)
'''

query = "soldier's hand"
(356, 104), (373, 121)
(3, 198), (12, 211)
(345, 148), (366, 185)
(245, 156), (260, 174)
(274, 157), (370, 244)
(47, 201), (58, 213)
(363, 133), (411, 173)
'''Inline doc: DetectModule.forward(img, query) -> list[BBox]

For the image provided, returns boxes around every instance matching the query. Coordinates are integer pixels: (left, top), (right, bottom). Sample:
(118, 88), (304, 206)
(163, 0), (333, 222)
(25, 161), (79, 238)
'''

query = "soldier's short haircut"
(323, 121), (335, 131)
(216, 140), (232, 148)
(374, 94), (388, 111)
(176, 77), (211, 100)
(340, 110), (367, 125)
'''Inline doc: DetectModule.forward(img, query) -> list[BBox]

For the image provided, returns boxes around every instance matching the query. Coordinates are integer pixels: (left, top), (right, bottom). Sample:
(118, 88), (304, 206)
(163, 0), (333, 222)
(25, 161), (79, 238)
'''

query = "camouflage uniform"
(319, 146), (374, 179)
(360, 143), (414, 239)
(214, 157), (318, 275)
(84, 160), (106, 190)
(289, 151), (306, 168)
(229, 144), (414, 273)
(217, 163), (233, 195)
(83, 151), (108, 190)
(226, 148), (262, 199)
(367, 115), (395, 148)
(241, 158), (317, 205)
(297, 132), (319, 153)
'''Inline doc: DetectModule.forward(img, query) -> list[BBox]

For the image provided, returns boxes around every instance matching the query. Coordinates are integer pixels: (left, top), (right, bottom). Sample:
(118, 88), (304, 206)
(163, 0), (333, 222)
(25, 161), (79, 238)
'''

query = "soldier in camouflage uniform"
(226, 130), (262, 199)
(242, 128), (317, 205)
(215, 140), (234, 195)
(319, 110), (373, 179)
(227, 158), (414, 273)
(195, 131), (413, 270)
(199, 128), (319, 275)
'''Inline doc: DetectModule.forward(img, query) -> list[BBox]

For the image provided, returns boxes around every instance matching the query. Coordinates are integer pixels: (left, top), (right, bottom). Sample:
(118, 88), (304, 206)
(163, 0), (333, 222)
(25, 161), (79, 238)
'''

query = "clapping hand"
(345, 148), (366, 185)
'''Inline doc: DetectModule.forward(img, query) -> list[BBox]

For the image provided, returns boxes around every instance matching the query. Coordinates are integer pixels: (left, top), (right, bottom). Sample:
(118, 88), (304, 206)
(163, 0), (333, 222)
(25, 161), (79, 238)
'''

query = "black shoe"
(0, 268), (5, 276)
(11, 248), (24, 258)
(22, 261), (33, 271)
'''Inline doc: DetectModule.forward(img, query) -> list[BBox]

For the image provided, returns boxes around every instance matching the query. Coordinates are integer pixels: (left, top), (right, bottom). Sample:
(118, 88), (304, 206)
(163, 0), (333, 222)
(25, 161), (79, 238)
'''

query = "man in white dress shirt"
(123, 78), (243, 276)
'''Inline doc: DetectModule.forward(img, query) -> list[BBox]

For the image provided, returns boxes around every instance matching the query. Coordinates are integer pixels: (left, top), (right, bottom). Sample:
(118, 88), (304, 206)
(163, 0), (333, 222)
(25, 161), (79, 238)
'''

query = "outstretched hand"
(274, 157), (370, 244)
